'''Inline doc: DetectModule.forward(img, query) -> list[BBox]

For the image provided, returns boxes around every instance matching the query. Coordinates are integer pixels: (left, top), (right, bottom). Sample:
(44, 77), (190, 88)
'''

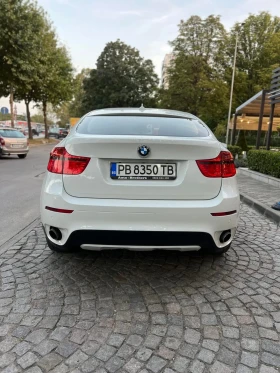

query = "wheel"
(46, 236), (75, 253)
(18, 154), (27, 159)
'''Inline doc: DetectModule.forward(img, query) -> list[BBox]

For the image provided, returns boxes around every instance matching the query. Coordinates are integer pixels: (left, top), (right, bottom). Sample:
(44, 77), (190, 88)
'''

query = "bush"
(227, 145), (242, 158)
(236, 130), (249, 151)
(247, 150), (280, 178)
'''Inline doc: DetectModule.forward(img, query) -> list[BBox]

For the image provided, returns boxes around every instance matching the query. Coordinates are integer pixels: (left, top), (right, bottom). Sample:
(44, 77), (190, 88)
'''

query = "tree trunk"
(9, 87), (14, 128)
(25, 100), (33, 140)
(43, 101), (48, 139)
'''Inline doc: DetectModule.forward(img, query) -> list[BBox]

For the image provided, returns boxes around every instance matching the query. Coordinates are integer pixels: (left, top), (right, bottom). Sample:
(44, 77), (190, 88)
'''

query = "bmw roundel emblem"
(138, 145), (150, 157)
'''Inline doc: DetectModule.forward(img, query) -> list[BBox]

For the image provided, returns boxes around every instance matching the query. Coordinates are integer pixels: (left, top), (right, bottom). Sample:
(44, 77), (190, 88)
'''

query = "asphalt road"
(0, 144), (54, 247)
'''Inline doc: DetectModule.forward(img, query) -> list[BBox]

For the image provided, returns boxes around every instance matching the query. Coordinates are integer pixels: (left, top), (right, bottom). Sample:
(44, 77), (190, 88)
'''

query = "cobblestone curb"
(240, 193), (280, 226)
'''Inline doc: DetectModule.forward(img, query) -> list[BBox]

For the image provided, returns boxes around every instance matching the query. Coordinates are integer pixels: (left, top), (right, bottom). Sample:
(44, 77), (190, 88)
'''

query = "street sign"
(0, 107), (9, 115)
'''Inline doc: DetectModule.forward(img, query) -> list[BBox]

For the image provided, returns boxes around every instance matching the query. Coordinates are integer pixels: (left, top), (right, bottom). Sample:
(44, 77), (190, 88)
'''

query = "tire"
(18, 154), (27, 159)
(46, 236), (75, 253)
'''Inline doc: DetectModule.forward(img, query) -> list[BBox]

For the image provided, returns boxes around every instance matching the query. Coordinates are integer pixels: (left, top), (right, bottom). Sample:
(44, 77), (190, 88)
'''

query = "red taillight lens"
(221, 151), (236, 178)
(0, 137), (5, 146)
(196, 151), (236, 178)
(47, 147), (90, 175)
(45, 206), (74, 213)
(211, 210), (237, 216)
(47, 147), (65, 174)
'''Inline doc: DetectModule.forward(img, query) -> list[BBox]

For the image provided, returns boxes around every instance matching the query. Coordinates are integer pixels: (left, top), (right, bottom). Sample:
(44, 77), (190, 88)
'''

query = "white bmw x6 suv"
(41, 108), (239, 254)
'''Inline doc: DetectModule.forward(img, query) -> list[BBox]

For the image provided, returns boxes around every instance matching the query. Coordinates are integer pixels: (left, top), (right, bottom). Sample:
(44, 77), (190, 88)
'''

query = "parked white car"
(41, 108), (239, 254)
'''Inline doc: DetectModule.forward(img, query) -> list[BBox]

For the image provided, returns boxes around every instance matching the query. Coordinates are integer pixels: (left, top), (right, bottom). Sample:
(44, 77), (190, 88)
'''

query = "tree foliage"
(81, 40), (159, 113)
(171, 15), (228, 71)
(161, 12), (280, 131)
(68, 68), (91, 117)
(0, 0), (45, 94)
(160, 16), (229, 129)
(229, 12), (280, 105)
(0, 0), (47, 129)
(0, 0), (73, 138)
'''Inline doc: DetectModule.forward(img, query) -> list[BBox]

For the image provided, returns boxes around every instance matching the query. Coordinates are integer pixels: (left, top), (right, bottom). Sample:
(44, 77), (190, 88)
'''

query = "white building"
(161, 53), (175, 89)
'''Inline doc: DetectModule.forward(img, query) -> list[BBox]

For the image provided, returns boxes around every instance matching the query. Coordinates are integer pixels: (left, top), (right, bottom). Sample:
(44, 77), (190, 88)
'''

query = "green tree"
(14, 17), (73, 139)
(68, 68), (91, 117)
(55, 102), (70, 127)
(171, 15), (228, 72)
(81, 40), (159, 113)
(160, 15), (229, 129)
(230, 12), (280, 104)
(31, 113), (45, 124)
(0, 0), (46, 128)
(32, 105), (55, 126)
(159, 54), (228, 128)
(39, 44), (73, 138)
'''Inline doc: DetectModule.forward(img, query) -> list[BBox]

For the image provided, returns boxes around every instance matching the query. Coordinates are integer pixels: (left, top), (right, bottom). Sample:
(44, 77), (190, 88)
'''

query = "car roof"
(86, 107), (198, 120)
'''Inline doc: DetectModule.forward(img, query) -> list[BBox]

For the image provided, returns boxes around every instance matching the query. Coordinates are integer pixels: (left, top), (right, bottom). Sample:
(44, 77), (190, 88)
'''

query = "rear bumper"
(0, 146), (29, 155)
(46, 229), (219, 252)
(41, 173), (240, 250)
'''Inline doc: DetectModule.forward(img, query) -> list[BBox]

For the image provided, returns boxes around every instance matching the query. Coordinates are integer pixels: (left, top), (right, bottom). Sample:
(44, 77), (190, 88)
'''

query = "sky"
(1, 0), (280, 117)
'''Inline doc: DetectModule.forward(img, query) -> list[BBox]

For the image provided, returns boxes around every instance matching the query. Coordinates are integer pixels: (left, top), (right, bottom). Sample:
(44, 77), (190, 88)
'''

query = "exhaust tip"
(49, 227), (62, 241)
(220, 230), (231, 244)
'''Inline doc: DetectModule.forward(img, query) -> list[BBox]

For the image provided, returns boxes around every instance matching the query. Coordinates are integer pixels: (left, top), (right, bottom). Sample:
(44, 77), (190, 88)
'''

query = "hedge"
(227, 145), (242, 158)
(247, 150), (280, 178)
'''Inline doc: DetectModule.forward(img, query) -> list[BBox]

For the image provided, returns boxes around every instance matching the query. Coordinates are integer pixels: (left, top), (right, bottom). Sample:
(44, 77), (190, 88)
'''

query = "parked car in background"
(58, 128), (68, 138)
(19, 129), (28, 136)
(48, 128), (68, 139)
(0, 127), (29, 158)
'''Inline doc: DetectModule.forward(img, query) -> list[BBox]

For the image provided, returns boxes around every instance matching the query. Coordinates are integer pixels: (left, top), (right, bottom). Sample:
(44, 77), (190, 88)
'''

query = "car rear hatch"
(62, 113), (222, 200)
(0, 129), (28, 150)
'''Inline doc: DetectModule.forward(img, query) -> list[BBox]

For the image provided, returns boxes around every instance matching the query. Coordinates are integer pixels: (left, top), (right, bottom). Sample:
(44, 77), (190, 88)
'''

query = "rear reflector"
(211, 210), (237, 216)
(196, 151), (236, 178)
(45, 206), (74, 214)
(47, 147), (90, 175)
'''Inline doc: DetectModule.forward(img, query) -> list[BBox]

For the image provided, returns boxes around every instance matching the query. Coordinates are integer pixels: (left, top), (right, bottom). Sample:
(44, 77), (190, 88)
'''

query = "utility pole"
(226, 34), (238, 144)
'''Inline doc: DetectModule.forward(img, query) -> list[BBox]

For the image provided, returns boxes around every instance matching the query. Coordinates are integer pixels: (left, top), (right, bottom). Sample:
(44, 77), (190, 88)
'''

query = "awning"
(235, 90), (280, 116)
(229, 89), (280, 131)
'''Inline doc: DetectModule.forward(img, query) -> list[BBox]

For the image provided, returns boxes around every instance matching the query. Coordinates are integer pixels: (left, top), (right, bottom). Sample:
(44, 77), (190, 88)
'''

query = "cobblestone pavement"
(237, 173), (280, 216)
(1, 204), (280, 373)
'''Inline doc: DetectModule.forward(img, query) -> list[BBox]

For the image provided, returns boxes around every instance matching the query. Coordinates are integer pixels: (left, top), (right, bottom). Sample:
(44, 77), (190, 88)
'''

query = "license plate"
(110, 163), (177, 180)
(12, 144), (24, 148)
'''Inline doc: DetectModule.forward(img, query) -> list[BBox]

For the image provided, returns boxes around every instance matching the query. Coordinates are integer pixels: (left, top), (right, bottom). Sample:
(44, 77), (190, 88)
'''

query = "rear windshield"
(0, 129), (25, 138)
(77, 115), (209, 137)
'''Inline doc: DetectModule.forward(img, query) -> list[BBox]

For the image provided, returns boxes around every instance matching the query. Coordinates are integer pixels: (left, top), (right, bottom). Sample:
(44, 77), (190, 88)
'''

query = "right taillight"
(0, 137), (5, 146)
(47, 147), (90, 175)
(196, 151), (236, 178)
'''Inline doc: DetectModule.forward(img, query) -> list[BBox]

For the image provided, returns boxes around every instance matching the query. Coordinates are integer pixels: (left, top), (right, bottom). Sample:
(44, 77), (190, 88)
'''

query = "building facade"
(161, 53), (174, 89)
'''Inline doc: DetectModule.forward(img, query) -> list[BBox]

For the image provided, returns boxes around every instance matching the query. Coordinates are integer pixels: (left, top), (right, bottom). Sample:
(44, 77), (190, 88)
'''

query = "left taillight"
(47, 147), (90, 175)
(196, 151), (236, 178)
(0, 137), (5, 146)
